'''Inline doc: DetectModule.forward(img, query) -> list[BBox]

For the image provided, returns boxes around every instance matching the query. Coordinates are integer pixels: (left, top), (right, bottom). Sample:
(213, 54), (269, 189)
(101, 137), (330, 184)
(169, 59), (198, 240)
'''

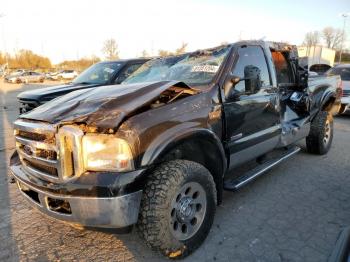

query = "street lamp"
(339, 13), (349, 63)
(0, 13), (9, 70)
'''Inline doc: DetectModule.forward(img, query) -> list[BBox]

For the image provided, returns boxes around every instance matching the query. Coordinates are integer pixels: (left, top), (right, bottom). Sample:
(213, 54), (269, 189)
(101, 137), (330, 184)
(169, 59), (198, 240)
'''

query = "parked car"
(17, 59), (148, 113)
(326, 64), (350, 114)
(49, 70), (78, 80)
(5, 71), (44, 84)
(9, 41), (341, 258)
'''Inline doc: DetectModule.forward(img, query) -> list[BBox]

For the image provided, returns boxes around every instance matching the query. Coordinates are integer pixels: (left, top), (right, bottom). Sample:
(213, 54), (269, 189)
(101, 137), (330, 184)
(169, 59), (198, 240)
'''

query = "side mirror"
(243, 65), (262, 94)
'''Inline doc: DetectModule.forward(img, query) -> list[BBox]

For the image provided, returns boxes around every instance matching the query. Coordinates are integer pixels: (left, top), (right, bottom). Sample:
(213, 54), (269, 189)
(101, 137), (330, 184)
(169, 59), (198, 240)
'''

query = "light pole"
(0, 13), (9, 70)
(339, 13), (349, 63)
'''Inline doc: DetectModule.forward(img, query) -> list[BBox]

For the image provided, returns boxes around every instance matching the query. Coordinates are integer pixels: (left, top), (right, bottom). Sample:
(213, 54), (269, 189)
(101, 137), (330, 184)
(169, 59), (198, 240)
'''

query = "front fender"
(140, 123), (227, 174)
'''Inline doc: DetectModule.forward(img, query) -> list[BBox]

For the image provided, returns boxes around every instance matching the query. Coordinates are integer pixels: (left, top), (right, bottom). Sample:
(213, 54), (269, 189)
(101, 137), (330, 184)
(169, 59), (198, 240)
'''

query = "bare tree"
(140, 50), (150, 58)
(158, 42), (189, 57)
(302, 31), (320, 47)
(102, 38), (119, 60)
(175, 42), (188, 55)
(322, 27), (343, 49)
(158, 49), (172, 57)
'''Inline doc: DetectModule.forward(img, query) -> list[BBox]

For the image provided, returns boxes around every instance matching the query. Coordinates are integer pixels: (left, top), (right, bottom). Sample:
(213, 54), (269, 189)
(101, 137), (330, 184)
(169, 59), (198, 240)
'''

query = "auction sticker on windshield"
(191, 65), (219, 73)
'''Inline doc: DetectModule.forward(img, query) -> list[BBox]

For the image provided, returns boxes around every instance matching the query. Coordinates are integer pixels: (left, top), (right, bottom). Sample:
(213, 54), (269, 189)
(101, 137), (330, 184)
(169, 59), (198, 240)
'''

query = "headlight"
(82, 134), (133, 172)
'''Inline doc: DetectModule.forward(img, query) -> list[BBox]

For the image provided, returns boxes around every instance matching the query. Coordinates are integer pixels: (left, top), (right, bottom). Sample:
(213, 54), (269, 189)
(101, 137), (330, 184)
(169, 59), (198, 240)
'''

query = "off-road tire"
(338, 104), (347, 115)
(306, 111), (333, 155)
(137, 160), (217, 258)
(16, 78), (21, 84)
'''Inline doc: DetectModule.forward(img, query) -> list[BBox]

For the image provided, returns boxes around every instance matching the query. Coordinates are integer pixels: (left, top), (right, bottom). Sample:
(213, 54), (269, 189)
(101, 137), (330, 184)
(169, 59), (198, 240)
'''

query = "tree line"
(0, 39), (189, 72)
(2, 32), (348, 72)
(0, 50), (52, 70)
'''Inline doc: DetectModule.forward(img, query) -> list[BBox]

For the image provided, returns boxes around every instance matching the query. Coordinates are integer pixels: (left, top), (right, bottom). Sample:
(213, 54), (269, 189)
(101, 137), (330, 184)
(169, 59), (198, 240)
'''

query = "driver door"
(223, 45), (280, 168)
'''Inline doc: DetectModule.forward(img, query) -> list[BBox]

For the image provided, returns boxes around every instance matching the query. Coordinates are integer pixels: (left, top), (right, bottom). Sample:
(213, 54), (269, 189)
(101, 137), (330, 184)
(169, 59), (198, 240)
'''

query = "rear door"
(223, 45), (280, 168)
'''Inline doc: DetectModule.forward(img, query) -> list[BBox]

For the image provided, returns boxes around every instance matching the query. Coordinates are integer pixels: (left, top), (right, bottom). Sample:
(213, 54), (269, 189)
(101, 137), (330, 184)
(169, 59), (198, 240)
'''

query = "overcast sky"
(1, 0), (349, 64)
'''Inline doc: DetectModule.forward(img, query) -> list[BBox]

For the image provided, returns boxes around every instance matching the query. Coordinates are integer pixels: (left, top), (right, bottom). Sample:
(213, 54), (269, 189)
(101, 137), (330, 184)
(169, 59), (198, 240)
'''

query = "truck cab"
(9, 41), (341, 258)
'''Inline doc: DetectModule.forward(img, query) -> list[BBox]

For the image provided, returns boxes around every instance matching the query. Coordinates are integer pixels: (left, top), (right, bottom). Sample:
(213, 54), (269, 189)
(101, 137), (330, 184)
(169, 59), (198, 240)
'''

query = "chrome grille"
(17, 130), (47, 142)
(14, 119), (84, 182)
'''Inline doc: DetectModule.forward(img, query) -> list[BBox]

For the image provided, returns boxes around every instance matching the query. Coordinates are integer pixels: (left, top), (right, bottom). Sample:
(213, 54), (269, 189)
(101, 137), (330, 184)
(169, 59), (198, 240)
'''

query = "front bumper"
(10, 163), (143, 228)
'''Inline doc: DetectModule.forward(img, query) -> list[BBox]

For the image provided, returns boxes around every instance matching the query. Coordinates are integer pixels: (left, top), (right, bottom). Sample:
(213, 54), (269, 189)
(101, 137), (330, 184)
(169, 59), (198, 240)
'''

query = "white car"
(50, 70), (78, 80)
(326, 64), (350, 114)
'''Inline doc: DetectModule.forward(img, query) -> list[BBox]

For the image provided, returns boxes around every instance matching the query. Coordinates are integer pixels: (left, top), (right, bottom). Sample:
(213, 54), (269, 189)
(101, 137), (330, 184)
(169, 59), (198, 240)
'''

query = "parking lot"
(1, 81), (350, 262)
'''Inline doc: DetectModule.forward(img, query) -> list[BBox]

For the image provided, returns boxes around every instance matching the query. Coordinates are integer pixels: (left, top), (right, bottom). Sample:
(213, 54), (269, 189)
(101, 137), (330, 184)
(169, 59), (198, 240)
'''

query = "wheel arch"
(141, 127), (227, 204)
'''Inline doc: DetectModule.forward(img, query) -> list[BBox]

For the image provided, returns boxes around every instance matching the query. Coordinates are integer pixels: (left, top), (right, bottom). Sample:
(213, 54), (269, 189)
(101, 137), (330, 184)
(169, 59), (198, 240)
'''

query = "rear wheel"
(16, 78), (21, 84)
(137, 160), (216, 258)
(306, 111), (333, 155)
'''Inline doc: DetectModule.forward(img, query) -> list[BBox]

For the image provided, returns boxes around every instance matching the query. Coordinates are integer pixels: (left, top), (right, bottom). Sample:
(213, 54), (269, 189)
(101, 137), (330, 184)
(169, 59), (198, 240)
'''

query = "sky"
(1, 0), (349, 64)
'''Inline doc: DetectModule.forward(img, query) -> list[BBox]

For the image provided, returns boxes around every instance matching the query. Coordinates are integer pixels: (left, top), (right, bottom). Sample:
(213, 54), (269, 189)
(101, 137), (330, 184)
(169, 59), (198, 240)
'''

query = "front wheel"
(137, 160), (217, 258)
(306, 111), (333, 155)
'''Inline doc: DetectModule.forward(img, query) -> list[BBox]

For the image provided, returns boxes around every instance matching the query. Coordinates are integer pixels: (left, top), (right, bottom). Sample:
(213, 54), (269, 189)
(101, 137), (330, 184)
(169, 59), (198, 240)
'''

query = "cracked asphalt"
(1, 82), (350, 261)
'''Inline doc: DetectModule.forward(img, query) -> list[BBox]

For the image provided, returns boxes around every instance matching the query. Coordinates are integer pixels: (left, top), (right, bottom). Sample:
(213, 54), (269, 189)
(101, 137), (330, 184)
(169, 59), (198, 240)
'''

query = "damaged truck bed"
(9, 41), (341, 258)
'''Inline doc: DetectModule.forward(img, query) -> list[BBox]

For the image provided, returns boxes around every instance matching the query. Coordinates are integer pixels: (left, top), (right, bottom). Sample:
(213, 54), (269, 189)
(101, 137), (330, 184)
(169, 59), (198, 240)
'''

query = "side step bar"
(224, 146), (301, 191)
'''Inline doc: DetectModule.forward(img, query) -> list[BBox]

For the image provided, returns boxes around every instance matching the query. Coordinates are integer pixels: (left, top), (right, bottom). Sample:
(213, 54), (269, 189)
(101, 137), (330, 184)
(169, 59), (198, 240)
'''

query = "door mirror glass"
(243, 65), (262, 94)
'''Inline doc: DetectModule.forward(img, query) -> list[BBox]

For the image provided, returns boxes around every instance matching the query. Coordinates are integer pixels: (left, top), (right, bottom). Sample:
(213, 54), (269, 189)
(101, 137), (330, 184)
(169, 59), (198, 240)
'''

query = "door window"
(232, 46), (271, 93)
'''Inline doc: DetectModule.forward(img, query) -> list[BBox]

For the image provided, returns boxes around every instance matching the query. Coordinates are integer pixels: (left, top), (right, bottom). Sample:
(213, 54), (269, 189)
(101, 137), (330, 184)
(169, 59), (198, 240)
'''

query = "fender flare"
(320, 90), (336, 109)
(140, 123), (227, 176)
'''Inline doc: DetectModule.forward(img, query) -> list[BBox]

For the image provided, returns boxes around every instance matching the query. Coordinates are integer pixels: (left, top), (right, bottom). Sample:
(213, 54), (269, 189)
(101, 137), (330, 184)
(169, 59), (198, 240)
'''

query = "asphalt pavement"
(1, 82), (350, 261)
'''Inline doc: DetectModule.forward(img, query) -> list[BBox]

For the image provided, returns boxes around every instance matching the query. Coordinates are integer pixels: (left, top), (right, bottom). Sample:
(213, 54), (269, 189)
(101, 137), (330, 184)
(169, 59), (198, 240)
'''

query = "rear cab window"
(271, 51), (293, 84)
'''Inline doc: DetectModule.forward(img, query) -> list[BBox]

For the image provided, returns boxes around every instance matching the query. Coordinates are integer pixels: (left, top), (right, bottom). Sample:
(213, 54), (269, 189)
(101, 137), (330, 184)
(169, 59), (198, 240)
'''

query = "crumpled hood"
(20, 81), (193, 129)
(17, 83), (99, 102)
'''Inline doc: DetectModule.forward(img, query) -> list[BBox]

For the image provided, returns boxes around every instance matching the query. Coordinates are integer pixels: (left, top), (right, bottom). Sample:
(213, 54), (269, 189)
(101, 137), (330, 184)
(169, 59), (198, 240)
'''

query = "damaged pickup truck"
(9, 41), (341, 258)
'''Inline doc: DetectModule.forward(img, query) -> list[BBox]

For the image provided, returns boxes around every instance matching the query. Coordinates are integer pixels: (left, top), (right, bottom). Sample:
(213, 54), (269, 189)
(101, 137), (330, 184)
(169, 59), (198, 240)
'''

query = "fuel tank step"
(223, 146), (301, 191)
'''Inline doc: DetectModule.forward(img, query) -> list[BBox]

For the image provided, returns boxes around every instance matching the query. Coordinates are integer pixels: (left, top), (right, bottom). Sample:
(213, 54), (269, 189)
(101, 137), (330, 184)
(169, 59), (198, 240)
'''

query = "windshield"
(122, 45), (231, 86)
(326, 67), (350, 81)
(72, 62), (123, 84)
(10, 71), (23, 76)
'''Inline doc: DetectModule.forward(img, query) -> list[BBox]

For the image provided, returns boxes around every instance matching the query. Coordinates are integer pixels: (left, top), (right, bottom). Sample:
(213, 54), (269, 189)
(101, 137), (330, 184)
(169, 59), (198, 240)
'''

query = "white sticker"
(104, 68), (115, 73)
(191, 65), (219, 73)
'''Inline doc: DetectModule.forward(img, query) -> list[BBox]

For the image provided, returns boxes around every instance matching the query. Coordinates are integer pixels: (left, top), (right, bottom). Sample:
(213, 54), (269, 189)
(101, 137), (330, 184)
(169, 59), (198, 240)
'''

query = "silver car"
(326, 64), (350, 114)
(5, 71), (45, 84)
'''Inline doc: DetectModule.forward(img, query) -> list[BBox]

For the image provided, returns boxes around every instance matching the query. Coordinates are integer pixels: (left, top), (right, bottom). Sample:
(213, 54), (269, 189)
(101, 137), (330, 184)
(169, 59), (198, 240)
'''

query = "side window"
(115, 63), (143, 84)
(232, 46), (271, 93)
(272, 51), (292, 83)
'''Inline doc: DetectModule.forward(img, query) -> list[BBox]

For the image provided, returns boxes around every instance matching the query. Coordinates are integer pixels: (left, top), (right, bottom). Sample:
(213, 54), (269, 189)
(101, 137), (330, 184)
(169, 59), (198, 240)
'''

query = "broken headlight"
(82, 134), (134, 172)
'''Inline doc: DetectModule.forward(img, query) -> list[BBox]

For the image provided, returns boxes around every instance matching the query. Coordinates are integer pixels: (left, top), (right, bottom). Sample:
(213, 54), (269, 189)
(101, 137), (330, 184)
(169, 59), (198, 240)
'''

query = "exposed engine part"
(150, 86), (198, 109)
